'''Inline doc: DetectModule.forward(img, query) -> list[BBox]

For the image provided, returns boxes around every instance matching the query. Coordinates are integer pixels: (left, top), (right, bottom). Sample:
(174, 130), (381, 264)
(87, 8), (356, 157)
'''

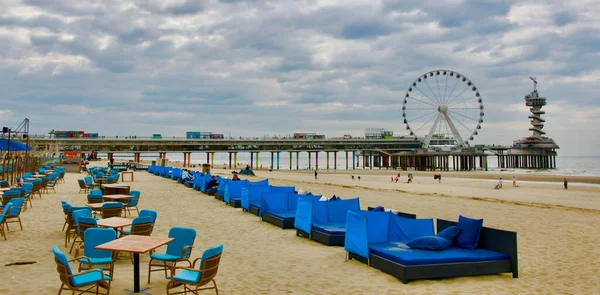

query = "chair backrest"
(83, 228), (116, 259)
(87, 193), (103, 203)
(2, 192), (21, 207)
(78, 217), (98, 239)
(101, 202), (123, 218)
(130, 216), (154, 236)
(139, 209), (157, 223)
(84, 176), (93, 186)
(0, 204), (12, 223)
(196, 244), (224, 285)
(0, 180), (9, 188)
(72, 209), (92, 234)
(78, 179), (87, 189)
(8, 198), (25, 216)
(166, 227), (196, 258)
(129, 190), (141, 198)
(21, 183), (33, 194)
(90, 189), (102, 196)
(53, 246), (74, 286)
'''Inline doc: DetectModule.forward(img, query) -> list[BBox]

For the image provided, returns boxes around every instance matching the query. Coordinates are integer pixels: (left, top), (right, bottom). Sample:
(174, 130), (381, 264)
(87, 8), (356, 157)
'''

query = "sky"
(0, 0), (598, 156)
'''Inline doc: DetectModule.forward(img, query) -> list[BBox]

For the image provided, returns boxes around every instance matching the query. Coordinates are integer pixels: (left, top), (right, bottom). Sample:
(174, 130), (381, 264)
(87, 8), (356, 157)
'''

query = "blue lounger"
(295, 197), (360, 246)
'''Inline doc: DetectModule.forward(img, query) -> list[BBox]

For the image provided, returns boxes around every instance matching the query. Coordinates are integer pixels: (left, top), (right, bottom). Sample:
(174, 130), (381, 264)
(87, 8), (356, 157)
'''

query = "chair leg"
(18, 217), (23, 230)
(213, 279), (219, 295)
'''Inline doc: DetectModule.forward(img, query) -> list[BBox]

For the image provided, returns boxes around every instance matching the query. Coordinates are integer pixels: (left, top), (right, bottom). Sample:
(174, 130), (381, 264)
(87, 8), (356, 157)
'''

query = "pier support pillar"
(289, 152), (293, 170)
(206, 153), (210, 165)
(277, 152), (280, 170)
(250, 152), (254, 168)
(210, 152), (215, 168)
(255, 152), (259, 170)
(316, 152), (319, 170)
(183, 153), (187, 167)
(370, 151), (373, 169)
(228, 152), (232, 169)
(308, 152), (312, 170)
(345, 151), (349, 170)
(134, 153), (140, 163)
(353, 151), (356, 169)
(326, 152), (330, 170)
(270, 152), (274, 170)
(187, 153), (192, 167)
(234, 152), (238, 169)
(334, 151), (337, 170)
(296, 152), (299, 170)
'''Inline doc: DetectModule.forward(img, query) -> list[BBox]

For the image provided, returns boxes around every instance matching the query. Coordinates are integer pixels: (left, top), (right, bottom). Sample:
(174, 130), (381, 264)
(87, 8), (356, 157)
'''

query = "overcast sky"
(0, 0), (598, 156)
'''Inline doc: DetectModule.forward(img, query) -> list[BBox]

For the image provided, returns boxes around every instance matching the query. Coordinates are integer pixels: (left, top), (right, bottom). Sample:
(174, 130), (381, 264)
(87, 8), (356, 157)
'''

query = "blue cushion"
(455, 216), (483, 250)
(80, 257), (113, 265)
(437, 226), (461, 241)
(369, 242), (509, 266)
(71, 271), (111, 287)
(266, 210), (296, 219)
(372, 206), (385, 212)
(406, 236), (452, 251)
(313, 222), (346, 234)
(150, 253), (180, 261)
(173, 269), (200, 284)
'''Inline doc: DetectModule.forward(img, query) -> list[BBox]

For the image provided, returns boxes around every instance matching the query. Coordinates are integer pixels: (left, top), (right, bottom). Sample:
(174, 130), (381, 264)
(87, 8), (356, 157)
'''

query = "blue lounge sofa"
(261, 193), (321, 229)
(345, 210), (518, 283)
(295, 197), (360, 246)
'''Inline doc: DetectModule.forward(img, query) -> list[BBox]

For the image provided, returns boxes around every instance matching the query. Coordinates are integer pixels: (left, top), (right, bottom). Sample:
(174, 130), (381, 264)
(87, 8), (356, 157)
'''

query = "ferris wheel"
(402, 70), (484, 148)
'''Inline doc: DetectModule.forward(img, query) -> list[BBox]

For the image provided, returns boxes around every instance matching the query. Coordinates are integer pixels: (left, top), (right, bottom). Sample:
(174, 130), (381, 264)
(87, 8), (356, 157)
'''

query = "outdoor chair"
(0, 180), (9, 188)
(87, 192), (104, 204)
(70, 209), (93, 254)
(148, 227), (196, 283)
(41, 178), (50, 194)
(84, 176), (98, 189)
(139, 209), (158, 234)
(47, 177), (59, 193)
(166, 244), (224, 295)
(31, 179), (43, 198)
(65, 206), (91, 247)
(21, 183), (33, 209)
(61, 201), (71, 231)
(52, 246), (111, 295)
(77, 228), (117, 278)
(124, 190), (141, 216)
(119, 216), (153, 238)
(0, 204), (12, 240)
(6, 197), (26, 231)
(101, 202), (123, 219)
(78, 179), (90, 194)
(1, 189), (22, 207)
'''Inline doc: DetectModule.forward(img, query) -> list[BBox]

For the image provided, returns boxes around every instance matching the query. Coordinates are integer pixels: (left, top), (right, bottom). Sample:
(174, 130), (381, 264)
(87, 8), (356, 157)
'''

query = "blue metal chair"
(101, 202), (123, 219)
(0, 180), (9, 188)
(70, 209), (93, 253)
(87, 192), (103, 204)
(6, 197), (26, 231)
(120, 216), (153, 237)
(21, 183), (33, 208)
(148, 227), (197, 283)
(139, 209), (158, 234)
(0, 204), (13, 240)
(65, 206), (91, 247)
(52, 246), (111, 295)
(166, 244), (224, 295)
(78, 228), (117, 278)
(78, 179), (90, 194)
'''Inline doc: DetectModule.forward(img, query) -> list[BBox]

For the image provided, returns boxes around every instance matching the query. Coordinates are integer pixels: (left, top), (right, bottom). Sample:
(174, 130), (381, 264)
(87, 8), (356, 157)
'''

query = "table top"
(30, 175), (46, 178)
(86, 203), (104, 210)
(102, 194), (131, 201)
(95, 235), (174, 254)
(44, 170), (55, 174)
(0, 187), (11, 192)
(101, 183), (131, 188)
(121, 171), (134, 174)
(97, 217), (133, 228)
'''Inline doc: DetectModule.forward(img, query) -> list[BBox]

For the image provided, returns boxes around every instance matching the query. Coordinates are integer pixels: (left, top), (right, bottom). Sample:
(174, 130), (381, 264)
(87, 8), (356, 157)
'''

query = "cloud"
(0, 0), (598, 156)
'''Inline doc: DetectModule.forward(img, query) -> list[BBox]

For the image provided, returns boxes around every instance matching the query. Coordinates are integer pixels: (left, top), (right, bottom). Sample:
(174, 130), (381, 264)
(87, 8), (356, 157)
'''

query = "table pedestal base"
(125, 286), (151, 295)
(127, 252), (153, 294)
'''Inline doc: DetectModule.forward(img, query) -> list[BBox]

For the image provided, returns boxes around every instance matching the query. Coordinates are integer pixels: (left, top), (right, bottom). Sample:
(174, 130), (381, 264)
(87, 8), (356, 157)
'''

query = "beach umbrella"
(0, 138), (34, 151)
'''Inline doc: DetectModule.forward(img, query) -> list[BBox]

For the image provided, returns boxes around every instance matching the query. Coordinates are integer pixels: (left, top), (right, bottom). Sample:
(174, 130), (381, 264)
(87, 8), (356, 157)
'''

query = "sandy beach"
(1, 163), (599, 294)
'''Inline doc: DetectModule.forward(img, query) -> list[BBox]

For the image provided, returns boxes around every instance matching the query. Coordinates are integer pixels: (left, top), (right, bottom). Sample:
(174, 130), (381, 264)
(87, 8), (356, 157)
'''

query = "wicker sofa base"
(249, 205), (260, 216)
(229, 199), (241, 208)
(214, 194), (224, 201)
(295, 229), (344, 246)
(262, 213), (294, 229)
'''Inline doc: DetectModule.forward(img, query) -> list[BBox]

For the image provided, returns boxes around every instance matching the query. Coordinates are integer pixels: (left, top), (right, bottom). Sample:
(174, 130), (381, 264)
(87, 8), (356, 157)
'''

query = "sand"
(1, 163), (599, 294)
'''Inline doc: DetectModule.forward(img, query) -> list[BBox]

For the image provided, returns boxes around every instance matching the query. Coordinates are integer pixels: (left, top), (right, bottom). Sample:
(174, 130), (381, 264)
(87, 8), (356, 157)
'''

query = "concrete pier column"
(308, 152), (312, 170)
(316, 152), (319, 170)
(234, 152), (238, 169)
(334, 151), (337, 170)
(210, 152), (215, 168)
(255, 152), (259, 170)
(206, 152), (210, 165)
(270, 152), (274, 170)
(250, 152), (254, 168)
(228, 152), (232, 169)
(326, 152), (330, 170)
(345, 151), (349, 170)
(289, 152), (293, 170)
(369, 152), (373, 169)
(296, 152), (299, 170)
(352, 151), (356, 169)
(187, 153), (192, 167)
(183, 153), (187, 167)
(277, 152), (280, 170)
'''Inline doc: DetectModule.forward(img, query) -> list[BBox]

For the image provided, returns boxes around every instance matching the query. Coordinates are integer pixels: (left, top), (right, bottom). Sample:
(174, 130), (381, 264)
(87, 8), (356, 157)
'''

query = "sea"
(98, 153), (600, 177)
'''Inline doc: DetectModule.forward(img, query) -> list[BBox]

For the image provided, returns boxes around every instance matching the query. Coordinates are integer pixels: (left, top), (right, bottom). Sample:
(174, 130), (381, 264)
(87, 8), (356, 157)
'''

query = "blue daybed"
(344, 210), (518, 283)
(295, 197), (360, 246)
(261, 193), (321, 229)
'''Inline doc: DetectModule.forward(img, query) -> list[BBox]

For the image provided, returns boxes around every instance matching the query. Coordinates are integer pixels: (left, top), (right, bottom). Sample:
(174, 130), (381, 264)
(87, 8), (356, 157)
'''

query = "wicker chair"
(52, 246), (111, 295)
(148, 227), (196, 283)
(166, 244), (224, 295)
(78, 179), (90, 194)
(101, 202), (123, 219)
(5, 197), (26, 231)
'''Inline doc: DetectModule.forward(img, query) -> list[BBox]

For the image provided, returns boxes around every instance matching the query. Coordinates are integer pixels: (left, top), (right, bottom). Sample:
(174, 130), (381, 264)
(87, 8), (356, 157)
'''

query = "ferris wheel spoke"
(444, 78), (461, 105)
(407, 95), (438, 108)
(413, 112), (438, 135)
(448, 95), (478, 107)
(410, 89), (439, 107)
(423, 79), (442, 104)
(448, 110), (480, 122)
(434, 75), (443, 103)
(448, 112), (475, 135)
(443, 74), (449, 103)
(406, 109), (437, 122)
(445, 85), (471, 106)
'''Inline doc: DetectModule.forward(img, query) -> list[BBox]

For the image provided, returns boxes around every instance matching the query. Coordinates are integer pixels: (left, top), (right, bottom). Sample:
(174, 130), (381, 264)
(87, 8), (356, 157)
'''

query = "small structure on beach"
(491, 78), (559, 169)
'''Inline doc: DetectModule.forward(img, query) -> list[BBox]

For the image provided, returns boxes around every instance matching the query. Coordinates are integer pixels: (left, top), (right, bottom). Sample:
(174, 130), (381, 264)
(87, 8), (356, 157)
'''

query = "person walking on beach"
(314, 170), (318, 180)
(564, 178), (568, 189)
(512, 176), (517, 187)
(498, 178), (503, 189)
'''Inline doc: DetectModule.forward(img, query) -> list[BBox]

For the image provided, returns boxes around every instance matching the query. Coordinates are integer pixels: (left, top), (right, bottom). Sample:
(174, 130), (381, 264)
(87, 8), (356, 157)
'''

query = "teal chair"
(166, 244), (224, 295)
(70, 209), (93, 253)
(120, 216), (153, 237)
(100, 202), (123, 219)
(6, 197), (26, 230)
(78, 228), (117, 278)
(139, 209), (158, 234)
(125, 191), (141, 216)
(21, 183), (33, 208)
(52, 246), (111, 295)
(148, 227), (196, 283)
(0, 204), (13, 240)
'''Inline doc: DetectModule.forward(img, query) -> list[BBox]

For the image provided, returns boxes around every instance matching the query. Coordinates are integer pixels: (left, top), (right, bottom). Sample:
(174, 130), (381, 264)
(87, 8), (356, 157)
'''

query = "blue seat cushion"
(173, 269), (200, 284)
(150, 253), (180, 261)
(313, 222), (346, 235)
(266, 210), (296, 219)
(80, 257), (113, 265)
(369, 242), (509, 266)
(71, 271), (111, 286)
(455, 216), (483, 250)
(406, 236), (452, 251)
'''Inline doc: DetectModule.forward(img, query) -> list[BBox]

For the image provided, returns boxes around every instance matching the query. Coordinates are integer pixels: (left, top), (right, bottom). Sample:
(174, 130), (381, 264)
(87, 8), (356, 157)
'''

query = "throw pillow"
(455, 215), (483, 250)
(437, 226), (461, 241)
(406, 236), (452, 251)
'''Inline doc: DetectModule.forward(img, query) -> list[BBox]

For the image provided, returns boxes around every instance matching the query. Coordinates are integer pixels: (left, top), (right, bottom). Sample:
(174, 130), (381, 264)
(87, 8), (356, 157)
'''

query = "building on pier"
(493, 78), (559, 169)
